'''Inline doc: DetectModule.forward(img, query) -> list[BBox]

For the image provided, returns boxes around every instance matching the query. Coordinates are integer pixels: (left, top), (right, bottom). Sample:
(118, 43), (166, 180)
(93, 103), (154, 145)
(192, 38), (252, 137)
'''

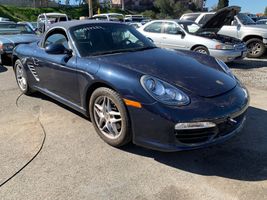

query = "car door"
(33, 29), (80, 105)
(161, 22), (187, 50)
(219, 17), (240, 39)
(142, 21), (164, 47)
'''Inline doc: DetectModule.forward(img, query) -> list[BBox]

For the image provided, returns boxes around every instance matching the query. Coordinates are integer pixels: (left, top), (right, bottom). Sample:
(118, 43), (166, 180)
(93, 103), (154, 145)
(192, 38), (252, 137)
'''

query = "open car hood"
(197, 6), (240, 34)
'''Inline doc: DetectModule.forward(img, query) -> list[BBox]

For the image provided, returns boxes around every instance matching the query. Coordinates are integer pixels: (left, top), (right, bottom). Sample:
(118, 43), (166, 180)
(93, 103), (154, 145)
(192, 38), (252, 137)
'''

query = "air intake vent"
(28, 64), (40, 82)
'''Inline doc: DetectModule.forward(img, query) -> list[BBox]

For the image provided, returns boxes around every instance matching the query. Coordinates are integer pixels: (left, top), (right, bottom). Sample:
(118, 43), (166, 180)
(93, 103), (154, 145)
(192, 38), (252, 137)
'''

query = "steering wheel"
(120, 39), (133, 46)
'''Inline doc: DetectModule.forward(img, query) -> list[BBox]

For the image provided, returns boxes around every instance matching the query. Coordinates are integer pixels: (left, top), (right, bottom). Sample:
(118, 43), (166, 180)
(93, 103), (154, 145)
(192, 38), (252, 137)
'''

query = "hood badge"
(216, 80), (224, 85)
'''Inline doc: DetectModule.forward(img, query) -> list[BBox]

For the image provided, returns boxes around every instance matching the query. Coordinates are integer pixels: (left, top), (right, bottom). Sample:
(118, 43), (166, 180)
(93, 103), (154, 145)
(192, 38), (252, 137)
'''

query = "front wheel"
(14, 59), (32, 95)
(89, 87), (131, 147)
(193, 46), (210, 55)
(246, 38), (265, 58)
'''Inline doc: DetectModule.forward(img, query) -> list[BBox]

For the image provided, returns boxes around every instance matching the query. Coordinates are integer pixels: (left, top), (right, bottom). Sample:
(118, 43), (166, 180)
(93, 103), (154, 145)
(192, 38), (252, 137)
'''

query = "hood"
(97, 48), (237, 98)
(197, 6), (240, 34)
(0, 34), (40, 45)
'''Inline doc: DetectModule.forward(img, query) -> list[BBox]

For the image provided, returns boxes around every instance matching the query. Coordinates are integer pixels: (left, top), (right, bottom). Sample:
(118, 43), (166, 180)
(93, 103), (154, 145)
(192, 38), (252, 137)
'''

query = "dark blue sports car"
(12, 21), (249, 151)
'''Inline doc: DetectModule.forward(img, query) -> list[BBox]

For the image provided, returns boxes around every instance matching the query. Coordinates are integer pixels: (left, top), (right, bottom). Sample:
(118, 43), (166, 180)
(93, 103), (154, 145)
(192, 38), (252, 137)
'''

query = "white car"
(138, 7), (247, 62)
(37, 13), (69, 33)
(180, 7), (267, 58)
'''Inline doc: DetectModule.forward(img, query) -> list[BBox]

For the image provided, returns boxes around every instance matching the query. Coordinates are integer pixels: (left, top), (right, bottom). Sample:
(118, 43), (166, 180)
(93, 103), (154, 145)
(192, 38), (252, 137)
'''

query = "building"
(111, 0), (154, 10)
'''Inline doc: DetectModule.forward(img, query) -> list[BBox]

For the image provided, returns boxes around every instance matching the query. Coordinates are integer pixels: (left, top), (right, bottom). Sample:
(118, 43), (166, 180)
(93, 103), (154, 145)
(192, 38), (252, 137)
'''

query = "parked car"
(18, 21), (38, 32)
(12, 20), (249, 151)
(125, 15), (144, 22)
(129, 22), (143, 29)
(138, 17), (247, 62)
(92, 13), (124, 22)
(256, 19), (267, 25)
(180, 6), (267, 58)
(37, 13), (69, 33)
(0, 22), (39, 65)
(0, 17), (11, 22)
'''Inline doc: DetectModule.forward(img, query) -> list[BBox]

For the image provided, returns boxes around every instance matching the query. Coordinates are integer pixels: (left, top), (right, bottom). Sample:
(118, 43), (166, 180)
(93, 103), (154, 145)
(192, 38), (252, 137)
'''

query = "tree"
(154, 0), (187, 18)
(265, 7), (267, 16)
(217, 0), (229, 10)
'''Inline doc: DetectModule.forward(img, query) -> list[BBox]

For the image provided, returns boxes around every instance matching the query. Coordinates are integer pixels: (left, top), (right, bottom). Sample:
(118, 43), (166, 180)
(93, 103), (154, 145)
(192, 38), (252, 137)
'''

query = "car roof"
(181, 12), (215, 16)
(39, 13), (67, 17)
(48, 20), (123, 31)
(147, 19), (196, 23)
(93, 13), (123, 17)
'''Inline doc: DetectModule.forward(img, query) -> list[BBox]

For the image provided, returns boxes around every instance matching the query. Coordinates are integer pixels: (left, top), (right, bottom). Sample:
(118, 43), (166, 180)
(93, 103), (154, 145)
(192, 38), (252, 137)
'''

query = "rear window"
(181, 14), (200, 22)
(198, 14), (214, 25)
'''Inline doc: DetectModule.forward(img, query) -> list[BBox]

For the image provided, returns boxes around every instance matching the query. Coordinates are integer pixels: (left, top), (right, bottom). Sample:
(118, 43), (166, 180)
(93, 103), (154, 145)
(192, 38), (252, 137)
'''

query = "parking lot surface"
(0, 58), (267, 199)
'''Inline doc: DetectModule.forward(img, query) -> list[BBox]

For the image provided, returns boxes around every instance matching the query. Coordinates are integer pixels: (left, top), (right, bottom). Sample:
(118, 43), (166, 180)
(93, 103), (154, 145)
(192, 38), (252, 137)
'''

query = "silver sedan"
(138, 20), (247, 62)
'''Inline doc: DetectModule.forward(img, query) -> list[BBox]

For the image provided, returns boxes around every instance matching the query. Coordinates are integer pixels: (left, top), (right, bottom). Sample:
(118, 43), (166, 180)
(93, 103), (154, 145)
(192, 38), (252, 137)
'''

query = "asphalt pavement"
(0, 60), (266, 200)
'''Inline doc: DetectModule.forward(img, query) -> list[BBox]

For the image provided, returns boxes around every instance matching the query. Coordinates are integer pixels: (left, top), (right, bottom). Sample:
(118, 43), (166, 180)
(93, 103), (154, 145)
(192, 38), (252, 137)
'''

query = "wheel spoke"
(109, 111), (121, 116)
(109, 122), (119, 136)
(110, 118), (121, 124)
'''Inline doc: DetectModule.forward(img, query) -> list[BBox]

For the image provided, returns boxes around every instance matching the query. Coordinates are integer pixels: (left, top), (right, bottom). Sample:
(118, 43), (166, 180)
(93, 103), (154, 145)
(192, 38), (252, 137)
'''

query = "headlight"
(215, 44), (234, 50)
(3, 43), (14, 51)
(0, 43), (14, 51)
(215, 58), (235, 79)
(141, 75), (190, 106)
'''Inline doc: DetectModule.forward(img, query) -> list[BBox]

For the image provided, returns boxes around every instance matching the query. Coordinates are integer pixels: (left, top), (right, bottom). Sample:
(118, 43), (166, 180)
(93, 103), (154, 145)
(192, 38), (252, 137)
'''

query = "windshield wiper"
(90, 46), (157, 56)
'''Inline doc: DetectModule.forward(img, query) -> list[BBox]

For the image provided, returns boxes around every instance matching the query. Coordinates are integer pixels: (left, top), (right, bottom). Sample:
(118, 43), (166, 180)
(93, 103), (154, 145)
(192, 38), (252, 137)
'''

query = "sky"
(205, 0), (265, 14)
(67, 0), (266, 14)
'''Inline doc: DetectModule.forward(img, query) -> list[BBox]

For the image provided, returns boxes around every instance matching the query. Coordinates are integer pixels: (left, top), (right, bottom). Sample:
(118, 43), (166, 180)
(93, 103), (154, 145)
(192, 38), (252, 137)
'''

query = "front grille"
(175, 113), (246, 145)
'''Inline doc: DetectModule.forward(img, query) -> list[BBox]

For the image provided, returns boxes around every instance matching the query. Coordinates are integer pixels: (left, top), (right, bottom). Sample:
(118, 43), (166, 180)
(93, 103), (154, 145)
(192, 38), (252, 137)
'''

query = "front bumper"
(209, 48), (247, 63)
(128, 84), (249, 152)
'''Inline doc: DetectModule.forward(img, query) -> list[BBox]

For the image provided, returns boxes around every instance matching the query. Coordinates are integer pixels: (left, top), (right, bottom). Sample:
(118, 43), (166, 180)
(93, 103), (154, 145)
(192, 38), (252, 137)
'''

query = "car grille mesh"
(175, 113), (246, 145)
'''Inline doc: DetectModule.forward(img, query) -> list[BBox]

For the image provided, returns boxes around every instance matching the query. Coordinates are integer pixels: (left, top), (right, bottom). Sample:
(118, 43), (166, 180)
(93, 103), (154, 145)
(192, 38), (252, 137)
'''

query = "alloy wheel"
(16, 62), (27, 91)
(248, 42), (262, 56)
(93, 96), (122, 139)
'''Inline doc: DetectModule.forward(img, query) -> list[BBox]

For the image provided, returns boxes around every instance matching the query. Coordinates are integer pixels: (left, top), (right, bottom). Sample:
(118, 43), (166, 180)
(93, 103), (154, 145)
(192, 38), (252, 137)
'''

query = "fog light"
(175, 122), (216, 130)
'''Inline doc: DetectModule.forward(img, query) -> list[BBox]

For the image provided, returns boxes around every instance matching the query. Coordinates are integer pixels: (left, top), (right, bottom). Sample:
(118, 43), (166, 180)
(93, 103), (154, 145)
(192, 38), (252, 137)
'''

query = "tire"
(14, 59), (32, 95)
(193, 46), (210, 55)
(246, 38), (265, 58)
(89, 87), (131, 147)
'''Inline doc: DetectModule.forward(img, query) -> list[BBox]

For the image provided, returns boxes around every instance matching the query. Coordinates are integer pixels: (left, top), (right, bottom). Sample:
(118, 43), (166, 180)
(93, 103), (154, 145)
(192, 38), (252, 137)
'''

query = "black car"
(12, 21), (249, 151)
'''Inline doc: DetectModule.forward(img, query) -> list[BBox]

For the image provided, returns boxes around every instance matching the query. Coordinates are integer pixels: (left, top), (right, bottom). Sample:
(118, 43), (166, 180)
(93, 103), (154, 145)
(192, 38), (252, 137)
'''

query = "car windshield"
(237, 13), (256, 25)
(178, 21), (200, 33)
(0, 23), (34, 34)
(70, 23), (156, 57)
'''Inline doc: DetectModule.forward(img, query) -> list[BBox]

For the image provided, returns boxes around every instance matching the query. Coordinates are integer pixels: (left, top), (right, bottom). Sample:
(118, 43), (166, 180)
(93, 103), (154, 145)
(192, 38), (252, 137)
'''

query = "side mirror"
(147, 37), (154, 43)
(45, 43), (72, 55)
(177, 30), (185, 36)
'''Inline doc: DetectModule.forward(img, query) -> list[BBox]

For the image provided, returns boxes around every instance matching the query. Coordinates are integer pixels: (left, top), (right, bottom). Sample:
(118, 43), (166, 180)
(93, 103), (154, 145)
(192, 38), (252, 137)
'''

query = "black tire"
(193, 46), (210, 55)
(246, 38), (265, 58)
(14, 59), (32, 95)
(89, 87), (131, 147)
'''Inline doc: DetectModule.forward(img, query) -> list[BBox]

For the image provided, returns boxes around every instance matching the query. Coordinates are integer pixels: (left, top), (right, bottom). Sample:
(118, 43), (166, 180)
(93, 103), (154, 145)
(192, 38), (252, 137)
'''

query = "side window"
(44, 32), (69, 49)
(164, 23), (181, 34)
(144, 22), (163, 33)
